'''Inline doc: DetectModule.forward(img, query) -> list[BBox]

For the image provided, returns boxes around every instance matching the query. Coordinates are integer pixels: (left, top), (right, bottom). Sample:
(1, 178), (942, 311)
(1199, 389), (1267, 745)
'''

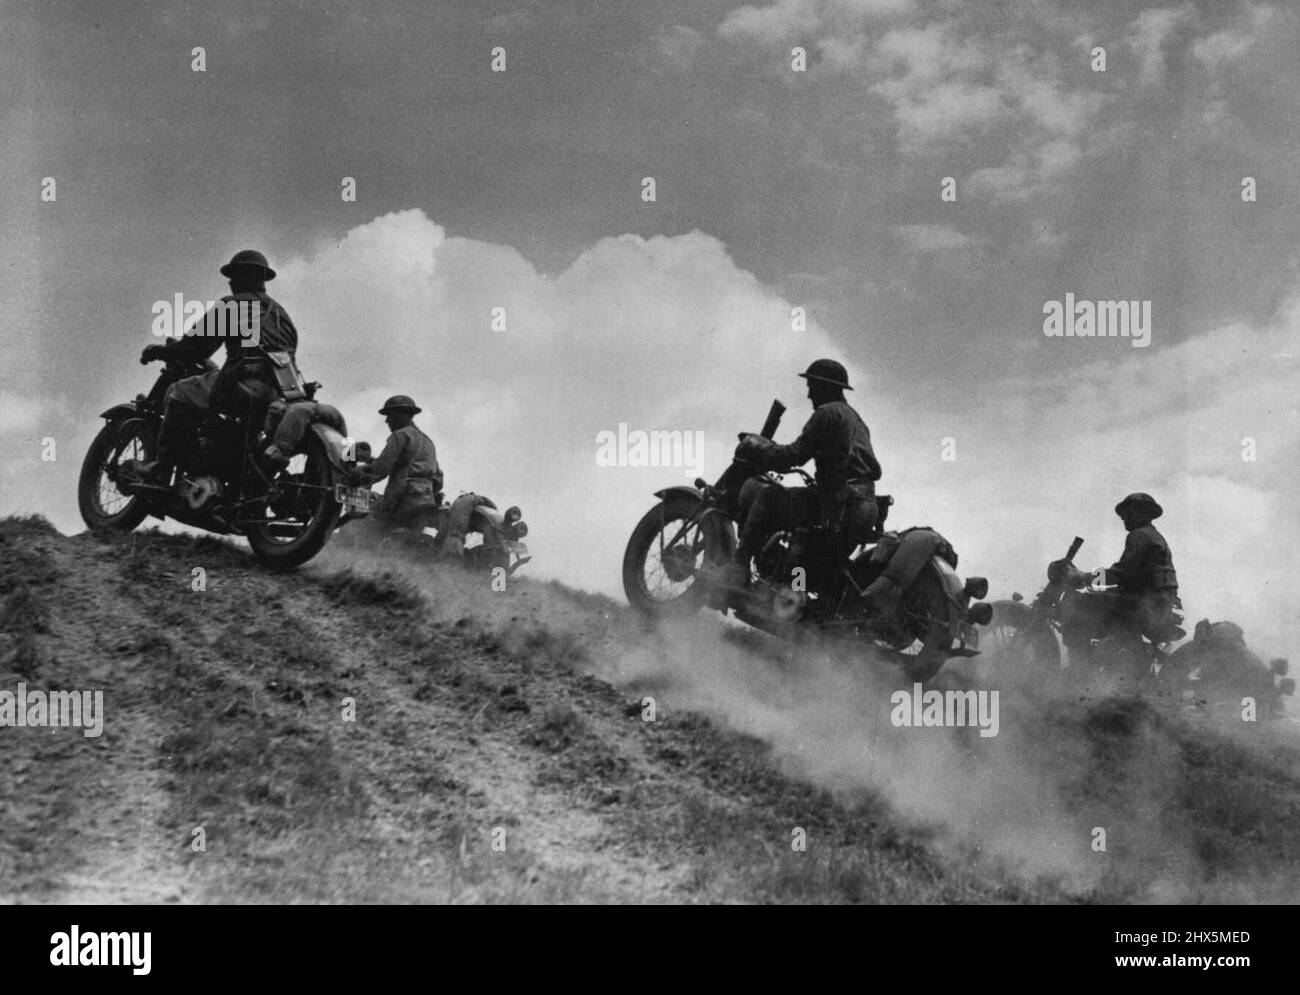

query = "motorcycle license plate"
(957, 621), (979, 649)
(334, 484), (373, 514)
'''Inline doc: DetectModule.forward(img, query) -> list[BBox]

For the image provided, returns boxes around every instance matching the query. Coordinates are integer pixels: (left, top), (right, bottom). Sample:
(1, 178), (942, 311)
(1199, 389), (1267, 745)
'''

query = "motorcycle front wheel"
(984, 600), (1062, 671)
(623, 496), (728, 618)
(78, 419), (153, 531)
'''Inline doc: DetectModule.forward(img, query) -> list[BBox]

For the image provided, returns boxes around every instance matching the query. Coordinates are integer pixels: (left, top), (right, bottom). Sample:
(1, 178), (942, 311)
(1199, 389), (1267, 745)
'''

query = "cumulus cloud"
(655, 24), (705, 70)
(719, 0), (912, 48)
(891, 224), (985, 253)
(272, 210), (853, 592)
(725, 8), (1108, 197)
(0, 391), (44, 436)
(967, 138), (1083, 202)
(1190, 3), (1275, 71)
(1127, 4), (1195, 87)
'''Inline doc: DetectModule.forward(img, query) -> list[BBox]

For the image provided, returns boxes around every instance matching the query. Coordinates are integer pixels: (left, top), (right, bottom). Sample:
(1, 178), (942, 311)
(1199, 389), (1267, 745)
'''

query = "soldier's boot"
(262, 443), (291, 472)
(860, 574), (902, 618)
(124, 404), (193, 485)
(123, 437), (178, 486)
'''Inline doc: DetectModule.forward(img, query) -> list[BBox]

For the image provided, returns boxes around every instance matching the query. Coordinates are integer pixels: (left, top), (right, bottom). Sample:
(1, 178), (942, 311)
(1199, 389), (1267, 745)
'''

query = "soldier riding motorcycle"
(77, 250), (356, 568)
(988, 530), (1186, 684)
(622, 360), (992, 682)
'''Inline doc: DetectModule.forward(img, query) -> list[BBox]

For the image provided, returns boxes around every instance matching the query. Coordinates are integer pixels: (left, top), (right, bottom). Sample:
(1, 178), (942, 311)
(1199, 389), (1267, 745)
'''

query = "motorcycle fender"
(930, 556), (969, 628)
(472, 505), (506, 542)
(652, 486), (735, 560)
(476, 505), (505, 529)
(653, 485), (703, 503)
(309, 423), (351, 471)
(100, 403), (139, 421)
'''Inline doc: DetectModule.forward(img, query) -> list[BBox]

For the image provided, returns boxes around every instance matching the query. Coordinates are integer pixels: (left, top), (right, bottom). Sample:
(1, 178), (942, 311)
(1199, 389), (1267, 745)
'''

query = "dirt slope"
(1, 515), (1298, 904)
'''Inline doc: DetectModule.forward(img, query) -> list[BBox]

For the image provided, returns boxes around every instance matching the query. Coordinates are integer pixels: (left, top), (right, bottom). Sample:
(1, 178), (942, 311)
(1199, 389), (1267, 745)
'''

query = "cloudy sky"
(2, 0), (1297, 652)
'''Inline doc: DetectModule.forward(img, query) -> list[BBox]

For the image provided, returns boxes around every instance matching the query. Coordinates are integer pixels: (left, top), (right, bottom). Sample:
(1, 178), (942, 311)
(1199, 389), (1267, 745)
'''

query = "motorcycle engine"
(178, 475), (223, 509)
(768, 582), (808, 623)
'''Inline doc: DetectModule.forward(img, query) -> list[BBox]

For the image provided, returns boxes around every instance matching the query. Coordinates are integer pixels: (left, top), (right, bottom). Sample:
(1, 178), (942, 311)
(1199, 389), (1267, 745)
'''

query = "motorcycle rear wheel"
(78, 419), (152, 532)
(245, 433), (341, 569)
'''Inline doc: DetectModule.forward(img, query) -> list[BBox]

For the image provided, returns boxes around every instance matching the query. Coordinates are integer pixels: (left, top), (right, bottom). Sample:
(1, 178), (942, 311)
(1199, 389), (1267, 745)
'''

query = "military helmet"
(220, 249), (276, 281)
(379, 394), (422, 415)
(1115, 492), (1162, 519)
(799, 358), (853, 391)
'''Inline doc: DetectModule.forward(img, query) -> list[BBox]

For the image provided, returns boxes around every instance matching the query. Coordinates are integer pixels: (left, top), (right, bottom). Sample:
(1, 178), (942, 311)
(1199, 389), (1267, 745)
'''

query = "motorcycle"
(621, 400), (993, 682)
(986, 536), (1186, 684)
(334, 481), (532, 577)
(1168, 620), (1294, 720)
(78, 355), (355, 568)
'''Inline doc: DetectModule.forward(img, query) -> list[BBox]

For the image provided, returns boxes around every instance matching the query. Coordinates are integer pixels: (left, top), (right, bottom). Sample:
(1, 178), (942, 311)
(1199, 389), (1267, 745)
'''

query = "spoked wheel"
(622, 496), (727, 617)
(983, 601), (1061, 671)
(245, 433), (341, 569)
(895, 565), (956, 684)
(78, 419), (153, 531)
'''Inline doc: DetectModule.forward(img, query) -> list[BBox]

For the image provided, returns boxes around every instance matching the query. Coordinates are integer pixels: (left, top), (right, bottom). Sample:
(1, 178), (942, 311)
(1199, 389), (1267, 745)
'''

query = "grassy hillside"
(1, 515), (1297, 903)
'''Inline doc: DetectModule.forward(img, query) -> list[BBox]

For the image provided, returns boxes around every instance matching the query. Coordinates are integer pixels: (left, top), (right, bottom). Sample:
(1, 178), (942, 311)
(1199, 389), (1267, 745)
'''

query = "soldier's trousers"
(445, 493), (488, 542)
(735, 478), (877, 564)
(158, 365), (273, 466)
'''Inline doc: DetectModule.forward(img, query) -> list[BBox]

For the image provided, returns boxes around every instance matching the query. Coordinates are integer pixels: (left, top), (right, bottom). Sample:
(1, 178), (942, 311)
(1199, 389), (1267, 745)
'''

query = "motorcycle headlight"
(963, 576), (989, 600)
(967, 602), (994, 626)
(512, 521), (528, 539)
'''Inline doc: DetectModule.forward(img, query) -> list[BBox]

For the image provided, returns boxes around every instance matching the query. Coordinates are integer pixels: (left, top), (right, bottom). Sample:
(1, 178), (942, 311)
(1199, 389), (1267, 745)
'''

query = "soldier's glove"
(1048, 559), (1093, 584)
(140, 343), (171, 365)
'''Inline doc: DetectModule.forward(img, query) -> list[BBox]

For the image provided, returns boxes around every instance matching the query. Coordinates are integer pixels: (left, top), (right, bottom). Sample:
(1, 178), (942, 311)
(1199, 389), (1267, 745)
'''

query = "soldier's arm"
(359, 432), (406, 484)
(260, 301), (299, 355)
(764, 408), (826, 471)
(162, 302), (229, 362)
(1105, 530), (1146, 585)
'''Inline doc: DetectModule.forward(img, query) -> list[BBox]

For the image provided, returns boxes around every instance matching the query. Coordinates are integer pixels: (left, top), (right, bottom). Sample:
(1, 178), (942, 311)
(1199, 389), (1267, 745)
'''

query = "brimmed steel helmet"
(799, 358), (853, 391)
(220, 249), (276, 281)
(379, 395), (422, 415)
(1115, 492), (1162, 519)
